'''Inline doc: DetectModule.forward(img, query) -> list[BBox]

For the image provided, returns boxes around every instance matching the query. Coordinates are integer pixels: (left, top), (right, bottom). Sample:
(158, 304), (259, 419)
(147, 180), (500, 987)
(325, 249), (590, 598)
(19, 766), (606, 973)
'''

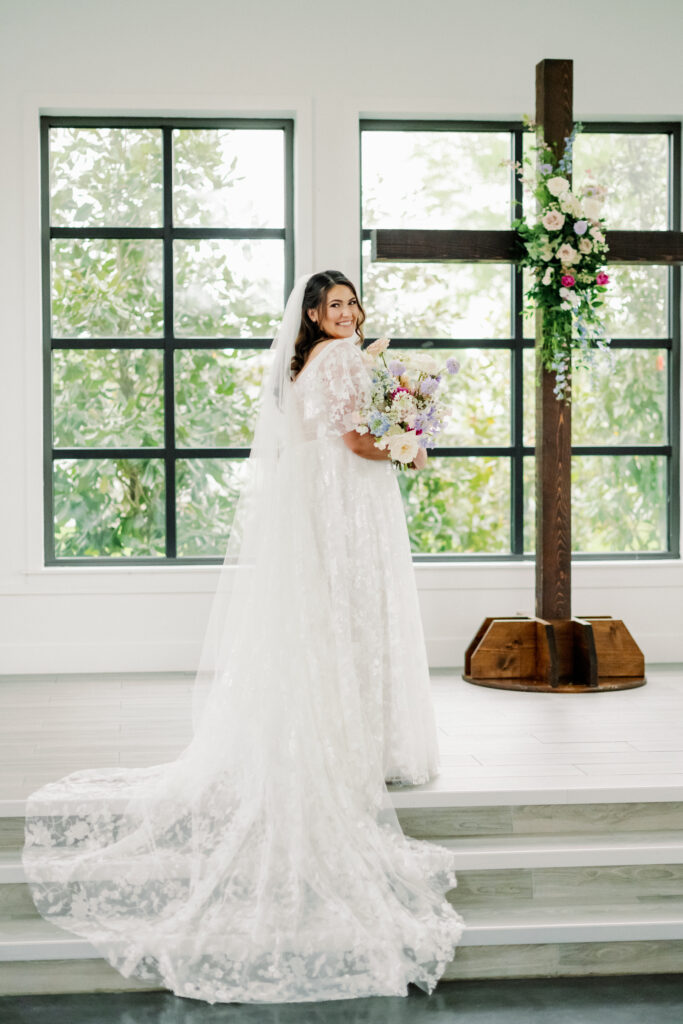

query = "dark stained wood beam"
(535, 58), (573, 623)
(371, 229), (683, 265)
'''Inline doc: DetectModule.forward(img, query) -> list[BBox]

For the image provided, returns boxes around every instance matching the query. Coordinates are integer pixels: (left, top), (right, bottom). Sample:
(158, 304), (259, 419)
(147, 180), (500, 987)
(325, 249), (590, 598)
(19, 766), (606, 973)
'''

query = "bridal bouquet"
(347, 337), (459, 468)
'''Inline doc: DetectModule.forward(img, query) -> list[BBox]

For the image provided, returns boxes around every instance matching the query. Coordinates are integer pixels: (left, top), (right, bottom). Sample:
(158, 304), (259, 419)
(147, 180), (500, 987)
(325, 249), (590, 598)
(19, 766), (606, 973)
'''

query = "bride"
(22, 270), (465, 1004)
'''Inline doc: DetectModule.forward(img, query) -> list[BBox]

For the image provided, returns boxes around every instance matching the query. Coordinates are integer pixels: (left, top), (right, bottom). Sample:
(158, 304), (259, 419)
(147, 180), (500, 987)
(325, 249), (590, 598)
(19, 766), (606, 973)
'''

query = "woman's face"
(308, 284), (359, 338)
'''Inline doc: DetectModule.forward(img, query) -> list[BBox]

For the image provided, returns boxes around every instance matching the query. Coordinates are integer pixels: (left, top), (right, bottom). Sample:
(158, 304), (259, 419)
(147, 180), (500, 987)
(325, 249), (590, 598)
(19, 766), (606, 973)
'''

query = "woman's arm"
(342, 430), (428, 469)
(342, 429), (391, 460)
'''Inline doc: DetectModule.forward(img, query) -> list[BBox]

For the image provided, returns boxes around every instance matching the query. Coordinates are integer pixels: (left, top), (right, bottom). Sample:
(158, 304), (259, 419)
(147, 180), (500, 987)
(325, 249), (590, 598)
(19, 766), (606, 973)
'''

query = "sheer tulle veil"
(189, 271), (313, 731)
(22, 272), (465, 1003)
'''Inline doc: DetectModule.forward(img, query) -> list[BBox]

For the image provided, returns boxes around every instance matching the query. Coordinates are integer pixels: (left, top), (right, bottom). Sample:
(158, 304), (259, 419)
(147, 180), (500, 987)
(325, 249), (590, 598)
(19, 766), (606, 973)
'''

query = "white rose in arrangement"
(556, 242), (580, 265)
(387, 430), (421, 464)
(559, 192), (583, 218)
(559, 287), (580, 306)
(578, 237), (593, 255)
(546, 176), (570, 196)
(366, 336), (391, 355)
(582, 197), (603, 221)
(542, 266), (553, 286)
(541, 209), (565, 231)
(590, 227), (605, 244)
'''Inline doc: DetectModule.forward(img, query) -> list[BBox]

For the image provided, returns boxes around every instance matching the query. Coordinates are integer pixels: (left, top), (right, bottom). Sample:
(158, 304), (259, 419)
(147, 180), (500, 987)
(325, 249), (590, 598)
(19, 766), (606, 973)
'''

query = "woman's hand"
(411, 446), (428, 471)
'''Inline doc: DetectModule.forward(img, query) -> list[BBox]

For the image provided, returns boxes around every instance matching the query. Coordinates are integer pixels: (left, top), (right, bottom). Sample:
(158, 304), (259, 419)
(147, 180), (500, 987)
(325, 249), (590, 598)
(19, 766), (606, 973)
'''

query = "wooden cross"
(371, 59), (683, 690)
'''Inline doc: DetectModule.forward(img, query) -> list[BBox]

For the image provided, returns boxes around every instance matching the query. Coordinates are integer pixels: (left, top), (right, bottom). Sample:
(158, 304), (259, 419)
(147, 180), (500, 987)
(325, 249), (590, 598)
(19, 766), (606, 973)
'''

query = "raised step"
(3, 898), (683, 963)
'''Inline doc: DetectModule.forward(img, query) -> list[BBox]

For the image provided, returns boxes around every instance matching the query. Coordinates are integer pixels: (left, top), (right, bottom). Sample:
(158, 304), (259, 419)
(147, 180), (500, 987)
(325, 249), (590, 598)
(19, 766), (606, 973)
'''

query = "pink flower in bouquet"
(561, 274), (575, 288)
(366, 336), (390, 355)
(596, 271), (610, 286)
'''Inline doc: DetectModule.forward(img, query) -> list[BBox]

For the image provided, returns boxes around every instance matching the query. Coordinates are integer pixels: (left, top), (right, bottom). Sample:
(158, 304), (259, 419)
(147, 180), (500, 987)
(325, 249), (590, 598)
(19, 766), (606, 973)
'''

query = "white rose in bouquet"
(387, 431), (421, 465)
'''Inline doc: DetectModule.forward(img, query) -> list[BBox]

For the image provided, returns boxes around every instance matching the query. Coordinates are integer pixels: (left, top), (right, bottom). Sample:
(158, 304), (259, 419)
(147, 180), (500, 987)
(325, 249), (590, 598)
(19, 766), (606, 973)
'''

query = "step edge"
(5, 787), (683, 817)
(3, 916), (683, 959)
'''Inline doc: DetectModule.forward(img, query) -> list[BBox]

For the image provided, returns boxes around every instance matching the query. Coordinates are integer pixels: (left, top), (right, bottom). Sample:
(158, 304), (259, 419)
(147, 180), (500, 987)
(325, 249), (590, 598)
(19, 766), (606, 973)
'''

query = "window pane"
(395, 348), (510, 446)
(572, 349), (668, 445)
(523, 348), (535, 447)
(572, 454), (667, 552)
(572, 133), (669, 231)
(525, 453), (669, 556)
(173, 129), (285, 228)
(362, 130), (510, 229)
(362, 244), (511, 338)
(49, 127), (163, 228)
(174, 240), (284, 337)
(523, 456), (535, 554)
(602, 265), (668, 339)
(524, 345), (669, 448)
(398, 456), (510, 553)
(53, 458), (165, 557)
(175, 349), (269, 448)
(51, 239), (163, 338)
(176, 458), (249, 557)
(53, 349), (164, 448)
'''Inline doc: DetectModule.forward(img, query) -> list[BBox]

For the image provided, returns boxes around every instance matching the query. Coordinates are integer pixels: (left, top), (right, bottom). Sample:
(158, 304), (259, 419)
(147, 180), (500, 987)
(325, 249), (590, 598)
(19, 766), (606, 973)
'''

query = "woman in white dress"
(22, 270), (464, 1004)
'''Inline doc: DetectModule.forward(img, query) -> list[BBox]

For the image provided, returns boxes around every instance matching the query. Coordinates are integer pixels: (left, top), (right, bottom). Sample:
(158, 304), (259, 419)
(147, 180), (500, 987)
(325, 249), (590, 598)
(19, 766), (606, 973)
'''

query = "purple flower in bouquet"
(445, 357), (460, 375)
(418, 376), (439, 396)
(388, 359), (406, 377)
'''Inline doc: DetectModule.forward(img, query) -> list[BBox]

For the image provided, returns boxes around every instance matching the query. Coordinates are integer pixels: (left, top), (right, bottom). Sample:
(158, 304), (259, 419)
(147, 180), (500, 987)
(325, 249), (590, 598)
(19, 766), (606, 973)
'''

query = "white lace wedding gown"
(22, 335), (464, 1004)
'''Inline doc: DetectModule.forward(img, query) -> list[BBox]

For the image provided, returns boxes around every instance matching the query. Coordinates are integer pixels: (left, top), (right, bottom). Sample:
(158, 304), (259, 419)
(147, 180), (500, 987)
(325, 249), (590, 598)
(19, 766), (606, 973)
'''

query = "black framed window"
(42, 116), (294, 564)
(360, 120), (681, 560)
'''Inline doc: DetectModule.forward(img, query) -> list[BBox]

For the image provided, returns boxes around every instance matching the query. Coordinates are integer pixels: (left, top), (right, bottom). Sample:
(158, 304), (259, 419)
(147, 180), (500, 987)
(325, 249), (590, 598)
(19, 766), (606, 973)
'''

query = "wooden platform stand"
(464, 616), (645, 693)
(371, 59), (683, 690)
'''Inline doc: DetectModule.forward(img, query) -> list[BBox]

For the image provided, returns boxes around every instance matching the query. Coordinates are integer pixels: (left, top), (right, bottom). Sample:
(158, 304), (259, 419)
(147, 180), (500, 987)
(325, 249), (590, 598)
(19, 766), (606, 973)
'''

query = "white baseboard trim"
(0, 632), (682, 675)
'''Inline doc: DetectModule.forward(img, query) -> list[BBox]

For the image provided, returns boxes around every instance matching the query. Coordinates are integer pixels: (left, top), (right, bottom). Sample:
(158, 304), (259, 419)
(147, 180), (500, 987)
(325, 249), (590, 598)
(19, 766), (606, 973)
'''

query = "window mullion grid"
(41, 118), (56, 564)
(162, 125), (177, 559)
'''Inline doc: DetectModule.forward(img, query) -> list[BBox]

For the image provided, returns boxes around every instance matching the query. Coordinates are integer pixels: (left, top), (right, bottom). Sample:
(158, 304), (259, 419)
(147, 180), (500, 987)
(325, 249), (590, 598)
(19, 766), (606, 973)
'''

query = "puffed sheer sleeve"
(305, 341), (371, 439)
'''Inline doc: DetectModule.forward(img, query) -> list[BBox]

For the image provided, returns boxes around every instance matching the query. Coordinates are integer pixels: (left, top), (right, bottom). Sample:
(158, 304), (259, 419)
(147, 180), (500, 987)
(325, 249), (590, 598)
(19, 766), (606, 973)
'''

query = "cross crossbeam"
(371, 229), (683, 265)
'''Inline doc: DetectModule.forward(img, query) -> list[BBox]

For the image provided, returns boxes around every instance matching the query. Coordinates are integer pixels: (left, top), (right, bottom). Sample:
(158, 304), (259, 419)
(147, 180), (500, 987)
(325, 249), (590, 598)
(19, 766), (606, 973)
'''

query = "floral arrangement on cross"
(507, 116), (611, 401)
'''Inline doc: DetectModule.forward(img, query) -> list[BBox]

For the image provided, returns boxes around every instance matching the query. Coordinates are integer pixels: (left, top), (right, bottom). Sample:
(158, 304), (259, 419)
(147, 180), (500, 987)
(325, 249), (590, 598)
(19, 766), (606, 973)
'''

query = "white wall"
(1, 0), (682, 673)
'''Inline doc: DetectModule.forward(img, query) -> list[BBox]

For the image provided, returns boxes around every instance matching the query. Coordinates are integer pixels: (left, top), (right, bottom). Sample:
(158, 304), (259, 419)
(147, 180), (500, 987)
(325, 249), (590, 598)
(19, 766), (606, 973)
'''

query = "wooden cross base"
(463, 615), (646, 692)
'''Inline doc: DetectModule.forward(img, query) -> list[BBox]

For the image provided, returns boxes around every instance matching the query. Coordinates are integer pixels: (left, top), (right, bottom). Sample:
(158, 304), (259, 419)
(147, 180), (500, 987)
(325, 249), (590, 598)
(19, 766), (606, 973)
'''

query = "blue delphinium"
(368, 410), (391, 437)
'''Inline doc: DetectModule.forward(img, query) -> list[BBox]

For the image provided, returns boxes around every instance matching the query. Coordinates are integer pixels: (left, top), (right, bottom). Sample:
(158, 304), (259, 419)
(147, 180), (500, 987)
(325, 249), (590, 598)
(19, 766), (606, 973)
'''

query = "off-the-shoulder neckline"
(292, 336), (359, 385)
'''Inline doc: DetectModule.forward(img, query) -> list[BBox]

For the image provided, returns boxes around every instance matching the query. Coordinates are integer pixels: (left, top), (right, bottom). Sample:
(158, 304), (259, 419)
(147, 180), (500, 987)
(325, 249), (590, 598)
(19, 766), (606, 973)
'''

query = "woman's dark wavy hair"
(290, 270), (366, 378)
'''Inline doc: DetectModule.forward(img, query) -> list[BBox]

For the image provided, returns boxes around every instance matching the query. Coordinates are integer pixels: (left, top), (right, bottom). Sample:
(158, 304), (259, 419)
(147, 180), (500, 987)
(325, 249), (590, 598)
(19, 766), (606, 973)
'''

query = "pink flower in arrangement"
(596, 271), (610, 286)
(561, 274), (575, 288)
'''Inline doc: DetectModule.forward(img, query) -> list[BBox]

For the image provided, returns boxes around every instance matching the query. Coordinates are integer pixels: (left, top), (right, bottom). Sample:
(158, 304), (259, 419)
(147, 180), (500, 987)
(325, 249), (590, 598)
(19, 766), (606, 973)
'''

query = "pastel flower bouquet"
(507, 117), (611, 401)
(347, 337), (459, 468)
